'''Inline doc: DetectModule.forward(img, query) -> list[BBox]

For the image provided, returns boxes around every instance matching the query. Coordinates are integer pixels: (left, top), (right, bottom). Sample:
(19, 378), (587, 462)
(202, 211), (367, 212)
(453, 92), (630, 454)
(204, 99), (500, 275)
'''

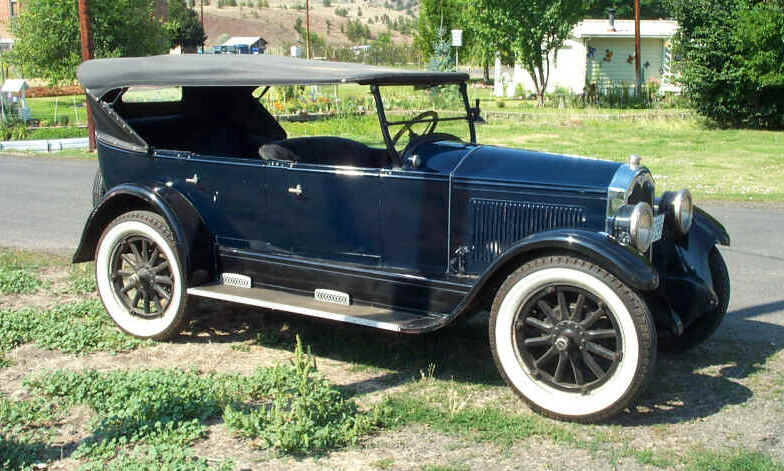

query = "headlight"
(660, 189), (694, 236)
(613, 202), (654, 252)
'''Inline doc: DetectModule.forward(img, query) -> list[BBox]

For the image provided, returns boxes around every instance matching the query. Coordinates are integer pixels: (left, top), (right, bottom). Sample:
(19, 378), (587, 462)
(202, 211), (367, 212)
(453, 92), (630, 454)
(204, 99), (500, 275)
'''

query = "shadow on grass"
(180, 297), (784, 426)
(0, 436), (78, 471)
(181, 298), (501, 391)
(613, 299), (784, 425)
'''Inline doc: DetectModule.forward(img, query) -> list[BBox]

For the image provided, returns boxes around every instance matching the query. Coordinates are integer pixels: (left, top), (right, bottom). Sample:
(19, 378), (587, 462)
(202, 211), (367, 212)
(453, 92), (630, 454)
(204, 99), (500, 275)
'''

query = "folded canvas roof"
(78, 54), (468, 99)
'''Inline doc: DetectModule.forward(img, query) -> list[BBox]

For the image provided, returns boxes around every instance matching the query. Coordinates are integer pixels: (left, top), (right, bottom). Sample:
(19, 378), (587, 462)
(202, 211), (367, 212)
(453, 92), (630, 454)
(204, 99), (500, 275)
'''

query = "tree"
(166, 0), (207, 50)
(414, 0), (465, 62)
(585, 0), (671, 19)
(7, 0), (169, 84)
(667, 0), (784, 128)
(471, 0), (590, 105)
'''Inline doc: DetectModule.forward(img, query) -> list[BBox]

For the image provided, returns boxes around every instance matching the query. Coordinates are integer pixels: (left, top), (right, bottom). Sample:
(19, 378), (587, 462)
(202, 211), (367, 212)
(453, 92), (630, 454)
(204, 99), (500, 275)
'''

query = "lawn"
(1, 247), (784, 470)
(26, 95), (87, 126)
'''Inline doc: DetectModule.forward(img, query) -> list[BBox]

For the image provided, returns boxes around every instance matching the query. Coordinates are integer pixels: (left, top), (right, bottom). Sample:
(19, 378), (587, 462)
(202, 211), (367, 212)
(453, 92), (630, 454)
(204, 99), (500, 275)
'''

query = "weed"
(0, 300), (151, 355)
(68, 262), (95, 295)
(78, 444), (234, 471)
(224, 337), (388, 454)
(685, 448), (784, 471)
(0, 436), (47, 471)
(634, 449), (676, 468)
(0, 268), (41, 295)
(421, 464), (471, 471)
(372, 457), (395, 469)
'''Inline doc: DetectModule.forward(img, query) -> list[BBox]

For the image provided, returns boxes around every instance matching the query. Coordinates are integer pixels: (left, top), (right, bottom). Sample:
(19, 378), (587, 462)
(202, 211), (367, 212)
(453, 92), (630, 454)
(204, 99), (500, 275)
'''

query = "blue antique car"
(74, 55), (730, 422)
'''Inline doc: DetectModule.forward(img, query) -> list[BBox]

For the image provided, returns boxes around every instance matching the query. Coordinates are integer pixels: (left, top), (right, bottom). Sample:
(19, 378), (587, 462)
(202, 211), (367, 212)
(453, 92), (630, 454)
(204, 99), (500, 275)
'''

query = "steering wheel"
(391, 111), (439, 148)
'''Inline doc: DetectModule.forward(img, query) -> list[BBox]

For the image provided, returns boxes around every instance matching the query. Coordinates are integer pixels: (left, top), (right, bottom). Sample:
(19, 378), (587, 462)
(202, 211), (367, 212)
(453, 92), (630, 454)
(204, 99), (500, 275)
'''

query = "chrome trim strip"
(187, 287), (405, 332)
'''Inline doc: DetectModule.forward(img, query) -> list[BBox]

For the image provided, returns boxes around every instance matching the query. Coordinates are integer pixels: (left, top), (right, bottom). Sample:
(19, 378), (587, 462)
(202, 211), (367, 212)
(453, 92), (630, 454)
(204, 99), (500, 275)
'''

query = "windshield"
(376, 83), (473, 156)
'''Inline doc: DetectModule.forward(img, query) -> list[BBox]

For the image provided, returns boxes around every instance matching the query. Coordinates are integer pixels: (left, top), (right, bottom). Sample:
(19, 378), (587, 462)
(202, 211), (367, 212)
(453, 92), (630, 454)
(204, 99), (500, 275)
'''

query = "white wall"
(504, 38), (586, 96)
(499, 36), (672, 96)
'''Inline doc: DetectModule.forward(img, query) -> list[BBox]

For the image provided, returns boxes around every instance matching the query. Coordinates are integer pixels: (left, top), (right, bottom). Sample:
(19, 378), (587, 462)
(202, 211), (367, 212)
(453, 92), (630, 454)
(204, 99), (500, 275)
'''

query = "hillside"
(200, 0), (418, 48)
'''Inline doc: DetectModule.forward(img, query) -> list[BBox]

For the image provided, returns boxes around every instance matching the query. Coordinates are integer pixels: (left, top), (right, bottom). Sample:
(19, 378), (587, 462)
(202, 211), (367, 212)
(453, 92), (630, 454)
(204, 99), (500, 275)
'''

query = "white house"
(497, 19), (680, 97)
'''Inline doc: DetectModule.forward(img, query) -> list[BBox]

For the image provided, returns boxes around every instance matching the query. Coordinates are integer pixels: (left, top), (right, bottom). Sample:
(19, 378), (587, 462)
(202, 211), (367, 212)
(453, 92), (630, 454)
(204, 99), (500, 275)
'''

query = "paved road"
(0, 154), (782, 342)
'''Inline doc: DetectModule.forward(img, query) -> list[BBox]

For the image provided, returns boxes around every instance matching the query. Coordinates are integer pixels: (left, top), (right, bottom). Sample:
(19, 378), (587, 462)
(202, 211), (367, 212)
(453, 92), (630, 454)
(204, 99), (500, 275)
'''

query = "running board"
(187, 284), (450, 334)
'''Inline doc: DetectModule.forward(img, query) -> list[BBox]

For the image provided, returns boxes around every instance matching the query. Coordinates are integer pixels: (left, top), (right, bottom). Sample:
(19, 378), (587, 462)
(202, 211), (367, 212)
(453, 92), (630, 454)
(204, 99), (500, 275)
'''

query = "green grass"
(381, 395), (574, 447)
(0, 268), (41, 295)
(26, 95), (87, 126)
(28, 126), (88, 140)
(685, 449), (784, 471)
(68, 262), (96, 295)
(0, 248), (51, 295)
(0, 300), (151, 356)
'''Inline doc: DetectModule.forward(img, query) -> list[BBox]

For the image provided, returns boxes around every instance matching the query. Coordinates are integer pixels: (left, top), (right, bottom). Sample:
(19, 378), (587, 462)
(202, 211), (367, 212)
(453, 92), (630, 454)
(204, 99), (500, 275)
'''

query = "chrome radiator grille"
(469, 199), (585, 264)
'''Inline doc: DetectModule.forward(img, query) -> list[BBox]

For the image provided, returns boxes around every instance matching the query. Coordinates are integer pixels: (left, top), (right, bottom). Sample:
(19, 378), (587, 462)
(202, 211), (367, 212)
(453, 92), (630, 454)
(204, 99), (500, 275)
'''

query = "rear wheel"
(659, 248), (730, 352)
(95, 210), (188, 340)
(490, 255), (656, 422)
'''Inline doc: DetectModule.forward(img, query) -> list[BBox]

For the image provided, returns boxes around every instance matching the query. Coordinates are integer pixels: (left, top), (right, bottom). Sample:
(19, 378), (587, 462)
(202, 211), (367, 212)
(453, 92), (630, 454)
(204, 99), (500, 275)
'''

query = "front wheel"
(490, 255), (657, 422)
(95, 210), (188, 340)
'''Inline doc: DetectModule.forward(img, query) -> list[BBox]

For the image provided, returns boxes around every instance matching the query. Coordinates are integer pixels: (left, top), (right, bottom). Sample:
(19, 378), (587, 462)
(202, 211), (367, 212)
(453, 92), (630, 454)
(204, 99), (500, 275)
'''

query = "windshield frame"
(369, 81), (476, 167)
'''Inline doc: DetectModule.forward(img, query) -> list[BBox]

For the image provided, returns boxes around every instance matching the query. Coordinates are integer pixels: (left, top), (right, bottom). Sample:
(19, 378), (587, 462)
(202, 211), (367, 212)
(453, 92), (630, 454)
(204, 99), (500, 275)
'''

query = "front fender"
(72, 183), (214, 285)
(651, 206), (730, 328)
(453, 229), (659, 317)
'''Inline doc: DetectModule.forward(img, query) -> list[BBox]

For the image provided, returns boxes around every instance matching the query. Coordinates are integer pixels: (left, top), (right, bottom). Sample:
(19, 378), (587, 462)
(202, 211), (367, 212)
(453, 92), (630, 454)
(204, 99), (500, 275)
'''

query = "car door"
(285, 162), (382, 266)
(378, 167), (450, 275)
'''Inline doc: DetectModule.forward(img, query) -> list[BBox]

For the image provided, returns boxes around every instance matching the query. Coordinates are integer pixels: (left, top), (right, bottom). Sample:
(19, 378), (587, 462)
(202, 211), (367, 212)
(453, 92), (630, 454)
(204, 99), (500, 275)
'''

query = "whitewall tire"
(489, 255), (656, 422)
(95, 210), (189, 340)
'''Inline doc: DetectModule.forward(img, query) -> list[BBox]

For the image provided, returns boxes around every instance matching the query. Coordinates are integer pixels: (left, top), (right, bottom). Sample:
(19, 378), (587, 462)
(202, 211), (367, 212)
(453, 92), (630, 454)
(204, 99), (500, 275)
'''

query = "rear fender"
(452, 229), (659, 318)
(72, 183), (214, 286)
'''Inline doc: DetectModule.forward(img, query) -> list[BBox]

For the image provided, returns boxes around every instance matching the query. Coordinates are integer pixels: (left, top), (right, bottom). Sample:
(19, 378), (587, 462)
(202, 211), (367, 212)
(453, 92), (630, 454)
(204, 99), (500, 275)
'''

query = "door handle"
(185, 174), (198, 184)
(288, 184), (303, 196)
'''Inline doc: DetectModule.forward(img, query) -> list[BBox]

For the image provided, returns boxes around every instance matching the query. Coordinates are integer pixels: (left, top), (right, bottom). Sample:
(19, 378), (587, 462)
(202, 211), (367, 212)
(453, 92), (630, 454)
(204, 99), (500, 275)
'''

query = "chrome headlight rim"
(629, 202), (654, 252)
(672, 188), (694, 236)
(612, 201), (655, 253)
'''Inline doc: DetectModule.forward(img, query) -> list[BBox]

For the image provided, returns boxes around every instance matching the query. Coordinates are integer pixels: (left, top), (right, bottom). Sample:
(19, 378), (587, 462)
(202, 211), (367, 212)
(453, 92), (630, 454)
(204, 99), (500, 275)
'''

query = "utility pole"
(77, 0), (95, 152)
(200, 0), (204, 27)
(305, 0), (311, 59)
(634, 0), (641, 96)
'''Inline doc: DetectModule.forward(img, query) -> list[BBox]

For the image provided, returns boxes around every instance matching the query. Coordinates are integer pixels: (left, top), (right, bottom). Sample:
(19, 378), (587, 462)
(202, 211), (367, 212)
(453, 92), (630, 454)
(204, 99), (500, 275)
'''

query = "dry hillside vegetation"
(202, 0), (416, 47)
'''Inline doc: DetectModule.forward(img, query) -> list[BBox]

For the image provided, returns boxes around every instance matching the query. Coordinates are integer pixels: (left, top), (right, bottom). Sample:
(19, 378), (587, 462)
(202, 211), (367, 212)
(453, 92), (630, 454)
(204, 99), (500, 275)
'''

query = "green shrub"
(0, 120), (29, 141)
(668, 0), (784, 128)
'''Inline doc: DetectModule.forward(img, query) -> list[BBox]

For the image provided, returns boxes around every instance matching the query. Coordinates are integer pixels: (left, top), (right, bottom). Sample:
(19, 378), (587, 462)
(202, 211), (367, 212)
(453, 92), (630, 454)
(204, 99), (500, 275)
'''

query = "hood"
(452, 145), (623, 195)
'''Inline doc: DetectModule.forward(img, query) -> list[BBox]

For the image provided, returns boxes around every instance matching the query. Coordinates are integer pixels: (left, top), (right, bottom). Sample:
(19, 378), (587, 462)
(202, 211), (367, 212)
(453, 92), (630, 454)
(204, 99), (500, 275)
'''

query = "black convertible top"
(78, 54), (469, 98)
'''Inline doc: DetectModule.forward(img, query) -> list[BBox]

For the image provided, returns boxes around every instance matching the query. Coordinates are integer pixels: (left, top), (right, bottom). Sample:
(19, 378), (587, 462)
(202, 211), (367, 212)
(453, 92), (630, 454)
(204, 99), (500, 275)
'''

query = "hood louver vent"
(470, 199), (585, 264)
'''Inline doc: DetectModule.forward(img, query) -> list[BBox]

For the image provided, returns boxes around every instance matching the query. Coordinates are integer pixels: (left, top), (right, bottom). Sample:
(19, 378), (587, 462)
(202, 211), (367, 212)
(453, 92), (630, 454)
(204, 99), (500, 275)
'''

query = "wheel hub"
(554, 336), (569, 351)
